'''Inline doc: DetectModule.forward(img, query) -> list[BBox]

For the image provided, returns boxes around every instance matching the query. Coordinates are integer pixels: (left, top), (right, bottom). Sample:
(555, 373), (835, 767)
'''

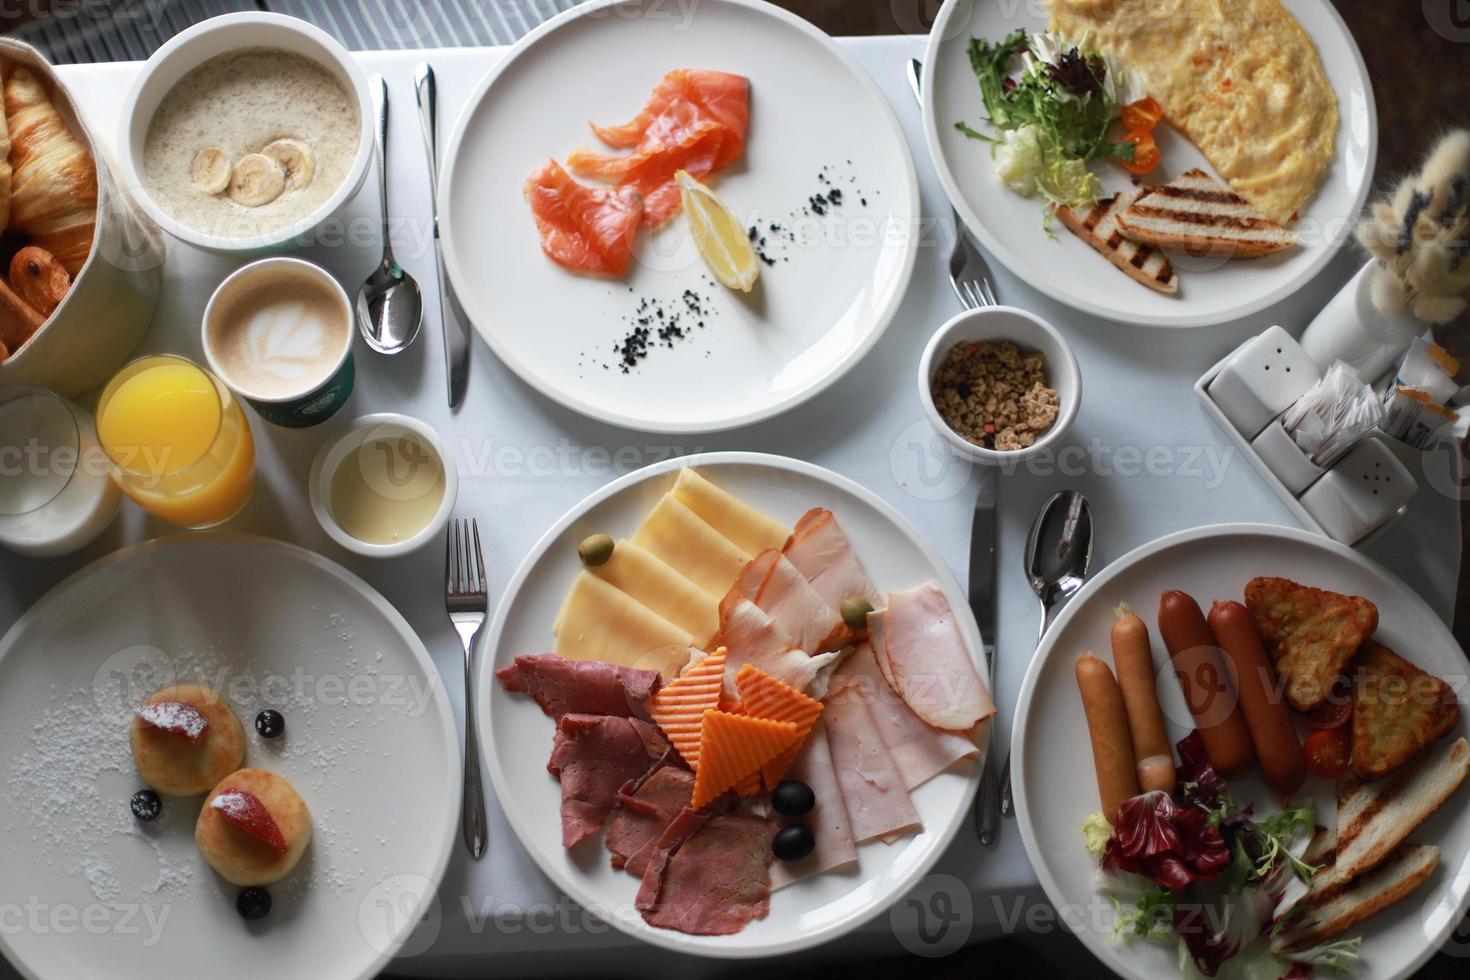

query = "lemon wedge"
(677, 170), (759, 292)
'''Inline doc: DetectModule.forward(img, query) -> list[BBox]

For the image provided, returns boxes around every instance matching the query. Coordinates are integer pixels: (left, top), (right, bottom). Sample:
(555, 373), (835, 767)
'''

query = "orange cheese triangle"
(690, 709), (799, 810)
(734, 664), (823, 785)
(649, 648), (727, 770)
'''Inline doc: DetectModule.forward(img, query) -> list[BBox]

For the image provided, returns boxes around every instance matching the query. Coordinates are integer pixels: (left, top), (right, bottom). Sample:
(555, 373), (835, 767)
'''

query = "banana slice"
(190, 146), (231, 195)
(262, 138), (315, 192)
(228, 153), (286, 207)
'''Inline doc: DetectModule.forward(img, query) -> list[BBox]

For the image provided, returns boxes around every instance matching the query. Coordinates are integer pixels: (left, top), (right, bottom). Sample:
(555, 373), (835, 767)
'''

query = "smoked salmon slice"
(567, 69), (749, 229)
(524, 159), (643, 277)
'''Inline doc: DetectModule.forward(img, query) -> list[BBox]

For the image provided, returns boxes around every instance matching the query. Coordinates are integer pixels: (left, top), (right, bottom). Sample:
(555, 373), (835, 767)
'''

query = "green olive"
(578, 533), (615, 567)
(840, 596), (874, 630)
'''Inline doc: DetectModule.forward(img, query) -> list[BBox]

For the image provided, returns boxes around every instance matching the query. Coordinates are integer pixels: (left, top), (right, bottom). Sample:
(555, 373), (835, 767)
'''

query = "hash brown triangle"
(1244, 577), (1377, 711)
(1351, 642), (1460, 779)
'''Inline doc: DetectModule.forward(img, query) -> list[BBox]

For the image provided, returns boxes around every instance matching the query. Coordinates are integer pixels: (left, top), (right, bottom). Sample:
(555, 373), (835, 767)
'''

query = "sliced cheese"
(672, 468), (790, 555)
(631, 493), (750, 597)
(591, 539), (718, 646)
(553, 571), (691, 673)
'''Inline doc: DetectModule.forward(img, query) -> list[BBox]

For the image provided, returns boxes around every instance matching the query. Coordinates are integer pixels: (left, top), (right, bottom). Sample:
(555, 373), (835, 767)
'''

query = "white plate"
(477, 452), (985, 957)
(1012, 524), (1470, 980)
(440, 0), (919, 433)
(0, 535), (459, 980)
(922, 0), (1376, 328)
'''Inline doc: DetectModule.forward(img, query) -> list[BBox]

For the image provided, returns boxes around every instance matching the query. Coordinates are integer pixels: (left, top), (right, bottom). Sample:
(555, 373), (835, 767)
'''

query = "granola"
(931, 340), (1059, 451)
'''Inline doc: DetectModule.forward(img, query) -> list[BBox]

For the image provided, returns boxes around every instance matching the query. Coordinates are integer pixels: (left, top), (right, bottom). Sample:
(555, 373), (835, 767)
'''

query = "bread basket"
(0, 39), (165, 398)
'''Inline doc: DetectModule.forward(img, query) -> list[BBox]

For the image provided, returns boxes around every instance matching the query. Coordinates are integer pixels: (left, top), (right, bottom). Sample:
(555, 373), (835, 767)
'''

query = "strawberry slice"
(135, 701), (208, 743)
(211, 789), (288, 855)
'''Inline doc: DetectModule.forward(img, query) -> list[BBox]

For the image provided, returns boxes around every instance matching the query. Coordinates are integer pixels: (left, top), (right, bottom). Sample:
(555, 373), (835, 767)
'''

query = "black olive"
(772, 823), (815, 861)
(236, 887), (272, 920)
(255, 710), (285, 739)
(771, 780), (815, 817)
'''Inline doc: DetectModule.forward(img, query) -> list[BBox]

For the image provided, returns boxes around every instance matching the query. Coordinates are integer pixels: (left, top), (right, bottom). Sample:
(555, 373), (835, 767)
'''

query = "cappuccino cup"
(202, 257), (355, 428)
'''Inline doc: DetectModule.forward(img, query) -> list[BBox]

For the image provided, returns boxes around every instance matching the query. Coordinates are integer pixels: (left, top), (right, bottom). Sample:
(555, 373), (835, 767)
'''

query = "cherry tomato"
(1122, 130), (1160, 175)
(1305, 676), (1353, 729)
(1303, 725), (1351, 778)
(1121, 96), (1165, 133)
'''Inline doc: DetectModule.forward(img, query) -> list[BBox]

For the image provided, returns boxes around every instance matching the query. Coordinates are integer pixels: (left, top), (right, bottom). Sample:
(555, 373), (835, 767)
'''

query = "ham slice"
(836, 646), (979, 789)
(496, 654), (661, 721)
(547, 714), (669, 848)
(783, 509), (881, 611)
(822, 681), (921, 843)
(605, 766), (697, 875)
(728, 549), (854, 655)
(770, 718), (858, 890)
(714, 596), (839, 701)
(637, 809), (777, 935)
(869, 583), (995, 732)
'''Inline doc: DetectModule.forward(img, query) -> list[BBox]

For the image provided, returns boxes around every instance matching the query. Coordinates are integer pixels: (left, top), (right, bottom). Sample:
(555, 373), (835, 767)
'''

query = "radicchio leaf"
(1101, 790), (1230, 893)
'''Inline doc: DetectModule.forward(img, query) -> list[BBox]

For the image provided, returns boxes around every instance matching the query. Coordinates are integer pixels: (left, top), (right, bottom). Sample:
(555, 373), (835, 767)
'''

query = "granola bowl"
(917, 306), (1081, 465)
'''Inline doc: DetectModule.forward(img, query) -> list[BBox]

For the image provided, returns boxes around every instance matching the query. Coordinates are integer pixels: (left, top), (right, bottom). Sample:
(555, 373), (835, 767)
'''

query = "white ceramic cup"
(115, 12), (374, 255)
(309, 413), (459, 559)
(917, 306), (1082, 464)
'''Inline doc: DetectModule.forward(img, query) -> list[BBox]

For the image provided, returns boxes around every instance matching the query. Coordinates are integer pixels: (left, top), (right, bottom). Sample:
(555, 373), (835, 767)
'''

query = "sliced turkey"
(836, 645), (979, 789)
(869, 583), (995, 732)
(782, 508), (881, 612)
(727, 549), (854, 654)
(822, 680), (921, 843)
(714, 595), (838, 700)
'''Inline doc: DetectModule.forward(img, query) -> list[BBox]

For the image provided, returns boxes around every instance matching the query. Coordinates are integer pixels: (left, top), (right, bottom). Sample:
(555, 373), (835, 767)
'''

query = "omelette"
(1049, 0), (1338, 224)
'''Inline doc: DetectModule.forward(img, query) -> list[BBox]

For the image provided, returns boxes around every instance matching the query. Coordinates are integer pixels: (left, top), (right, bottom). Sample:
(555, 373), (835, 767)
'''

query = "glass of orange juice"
(96, 354), (256, 528)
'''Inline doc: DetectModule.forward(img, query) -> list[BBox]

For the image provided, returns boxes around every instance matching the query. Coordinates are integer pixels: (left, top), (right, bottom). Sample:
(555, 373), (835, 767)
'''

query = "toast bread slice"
(1116, 169), (1297, 258)
(1271, 840), (1439, 952)
(1055, 190), (1179, 294)
(1243, 577), (1377, 711)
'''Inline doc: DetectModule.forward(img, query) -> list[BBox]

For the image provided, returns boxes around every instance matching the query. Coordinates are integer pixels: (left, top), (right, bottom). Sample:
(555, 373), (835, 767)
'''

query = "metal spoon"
(355, 74), (423, 355)
(998, 490), (1095, 817)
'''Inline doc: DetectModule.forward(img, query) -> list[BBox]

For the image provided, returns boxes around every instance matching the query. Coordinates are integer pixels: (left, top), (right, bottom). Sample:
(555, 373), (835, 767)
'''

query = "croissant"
(5, 65), (96, 275)
(0, 75), (10, 234)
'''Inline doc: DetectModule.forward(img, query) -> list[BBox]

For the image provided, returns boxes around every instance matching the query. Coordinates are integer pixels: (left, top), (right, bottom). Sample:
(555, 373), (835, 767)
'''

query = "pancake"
(129, 683), (246, 796)
(195, 768), (312, 886)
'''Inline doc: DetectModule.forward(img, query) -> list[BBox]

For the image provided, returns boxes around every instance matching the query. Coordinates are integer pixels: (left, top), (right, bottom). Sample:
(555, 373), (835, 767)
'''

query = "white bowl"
(115, 12), (373, 255)
(308, 413), (459, 559)
(917, 305), (1082, 464)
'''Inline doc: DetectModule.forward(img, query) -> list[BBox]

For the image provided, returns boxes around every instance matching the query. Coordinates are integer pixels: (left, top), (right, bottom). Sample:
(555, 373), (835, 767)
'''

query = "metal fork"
(906, 59), (998, 311)
(446, 518), (488, 859)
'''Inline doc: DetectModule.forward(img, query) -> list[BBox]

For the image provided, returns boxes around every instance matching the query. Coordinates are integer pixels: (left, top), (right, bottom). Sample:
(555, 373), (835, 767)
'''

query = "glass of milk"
(0, 386), (122, 556)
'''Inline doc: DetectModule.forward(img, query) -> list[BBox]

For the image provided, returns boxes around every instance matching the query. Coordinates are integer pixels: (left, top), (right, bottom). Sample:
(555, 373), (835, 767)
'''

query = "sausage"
(1076, 653), (1140, 822)
(1157, 590), (1255, 779)
(1208, 600), (1307, 798)
(1111, 603), (1177, 793)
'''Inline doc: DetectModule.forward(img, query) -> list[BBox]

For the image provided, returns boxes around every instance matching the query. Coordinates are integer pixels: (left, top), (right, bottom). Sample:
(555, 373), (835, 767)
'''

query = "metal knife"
(414, 63), (470, 409)
(969, 465), (1001, 845)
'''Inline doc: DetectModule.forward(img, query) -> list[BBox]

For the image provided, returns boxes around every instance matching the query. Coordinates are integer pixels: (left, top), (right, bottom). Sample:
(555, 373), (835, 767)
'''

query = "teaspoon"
(999, 490), (1095, 817)
(355, 74), (423, 355)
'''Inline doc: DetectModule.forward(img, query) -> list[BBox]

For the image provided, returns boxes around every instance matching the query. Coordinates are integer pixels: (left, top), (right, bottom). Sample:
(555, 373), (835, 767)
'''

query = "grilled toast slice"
(1243, 577), (1377, 711)
(1116, 169), (1298, 258)
(1271, 838), (1439, 953)
(1055, 190), (1179, 294)
(1351, 644), (1460, 779)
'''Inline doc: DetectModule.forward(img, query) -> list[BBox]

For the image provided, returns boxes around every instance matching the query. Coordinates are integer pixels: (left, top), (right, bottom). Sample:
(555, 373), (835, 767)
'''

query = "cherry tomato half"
(1122, 130), (1161, 175)
(1121, 96), (1165, 132)
(1303, 725), (1351, 779)
(1305, 676), (1353, 729)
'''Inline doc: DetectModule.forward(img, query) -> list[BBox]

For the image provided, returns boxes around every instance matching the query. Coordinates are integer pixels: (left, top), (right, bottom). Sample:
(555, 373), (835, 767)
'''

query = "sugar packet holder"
(1197, 325), (1416, 547)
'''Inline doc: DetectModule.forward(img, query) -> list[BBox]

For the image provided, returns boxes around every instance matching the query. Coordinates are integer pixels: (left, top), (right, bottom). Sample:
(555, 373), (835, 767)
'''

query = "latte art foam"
(207, 267), (349, 400)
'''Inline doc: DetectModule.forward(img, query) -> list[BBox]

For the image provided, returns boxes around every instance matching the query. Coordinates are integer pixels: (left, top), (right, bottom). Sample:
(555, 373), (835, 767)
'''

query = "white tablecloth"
(0, 35), (1459, 976)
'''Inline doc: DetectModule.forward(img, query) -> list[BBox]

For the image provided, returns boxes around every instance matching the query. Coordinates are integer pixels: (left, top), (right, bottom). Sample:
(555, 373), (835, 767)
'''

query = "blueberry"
(772, 823), (815, 861)
(771, 780), (815, 817)
(130, 789), (161, 822)
(254, 710), (285, 739)
(236, 887), (272, 920)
